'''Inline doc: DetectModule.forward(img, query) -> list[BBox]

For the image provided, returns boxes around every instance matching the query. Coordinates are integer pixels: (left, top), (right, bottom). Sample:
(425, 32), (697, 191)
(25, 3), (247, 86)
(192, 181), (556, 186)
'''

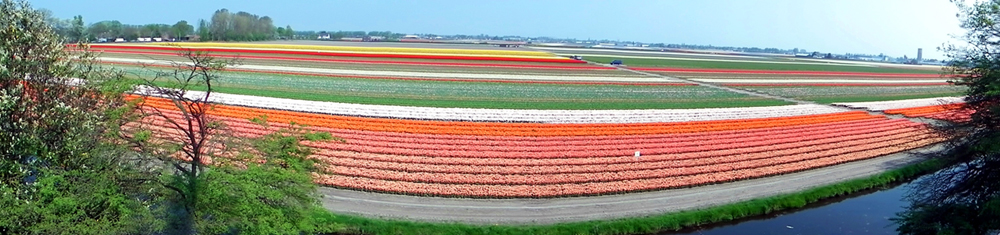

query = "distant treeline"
(42, 8), (295, 42)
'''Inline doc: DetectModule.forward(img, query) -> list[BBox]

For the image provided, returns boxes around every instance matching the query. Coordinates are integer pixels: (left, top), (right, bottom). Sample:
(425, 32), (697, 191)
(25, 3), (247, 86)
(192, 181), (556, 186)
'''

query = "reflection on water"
(662, 184), (911, 235)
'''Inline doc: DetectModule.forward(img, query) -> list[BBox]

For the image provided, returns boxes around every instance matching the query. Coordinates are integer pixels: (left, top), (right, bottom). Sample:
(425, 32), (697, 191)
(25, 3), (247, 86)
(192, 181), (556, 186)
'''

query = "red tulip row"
(88, 44), (587, 64)
(98, 49), (609, 70)
(313, 138), (937, 197)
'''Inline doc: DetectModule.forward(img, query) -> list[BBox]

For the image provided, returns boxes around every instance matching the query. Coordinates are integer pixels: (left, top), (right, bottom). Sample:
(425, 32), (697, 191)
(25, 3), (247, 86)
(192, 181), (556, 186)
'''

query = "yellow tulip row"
(148, 42), (558, 57)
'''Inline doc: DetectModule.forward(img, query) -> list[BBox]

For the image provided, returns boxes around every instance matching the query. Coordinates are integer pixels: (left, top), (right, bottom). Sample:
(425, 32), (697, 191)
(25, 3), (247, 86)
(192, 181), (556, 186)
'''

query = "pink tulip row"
(313, 138), (937, 197)
(311, 130), (927, 175)
(135, 108), (941, 197)
(317, 132), (931, 185)
(300, 122), (924, 159)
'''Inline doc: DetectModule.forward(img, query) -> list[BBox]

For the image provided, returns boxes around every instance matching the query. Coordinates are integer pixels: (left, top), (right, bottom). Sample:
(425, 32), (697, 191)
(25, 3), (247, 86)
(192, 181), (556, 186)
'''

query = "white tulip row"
(133, 87), (847, 124)
(99, 57), (663, 83)
(834, 97), (965, 111)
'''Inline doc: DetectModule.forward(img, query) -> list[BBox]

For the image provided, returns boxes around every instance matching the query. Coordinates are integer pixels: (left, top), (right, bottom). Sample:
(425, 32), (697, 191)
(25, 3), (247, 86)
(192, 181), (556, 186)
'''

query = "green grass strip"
(808, 92), (966, 104)
(584, 56), (941, 74)
(117, 64), (791, 110)
(312, 157), (946, 235)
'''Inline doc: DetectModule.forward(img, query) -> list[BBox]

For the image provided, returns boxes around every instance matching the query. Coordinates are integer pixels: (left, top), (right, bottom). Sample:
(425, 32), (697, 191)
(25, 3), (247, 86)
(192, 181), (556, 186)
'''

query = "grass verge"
(314, 157), (946, 235)
(123, 71), (791, 110)
(808, 93), (966, 104)
(584, 56), (940, 74)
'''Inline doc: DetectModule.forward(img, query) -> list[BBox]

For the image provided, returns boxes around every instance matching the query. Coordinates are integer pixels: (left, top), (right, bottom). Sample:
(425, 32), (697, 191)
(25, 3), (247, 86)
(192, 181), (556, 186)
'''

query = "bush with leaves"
(0, 0), (156, 234)
(895, 0), (1000, 234)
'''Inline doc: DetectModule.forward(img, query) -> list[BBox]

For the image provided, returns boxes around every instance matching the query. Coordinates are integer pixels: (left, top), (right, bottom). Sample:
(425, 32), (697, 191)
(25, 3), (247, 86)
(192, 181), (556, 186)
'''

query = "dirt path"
(318, 144), (941, 224)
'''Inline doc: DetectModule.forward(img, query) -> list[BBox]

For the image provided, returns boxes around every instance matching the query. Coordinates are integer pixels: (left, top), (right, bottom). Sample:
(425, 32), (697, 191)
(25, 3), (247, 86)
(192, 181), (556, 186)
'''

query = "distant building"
(317, 33), (331, 40)
(917, 48), (923, 62)
(363, 36), (385, 42)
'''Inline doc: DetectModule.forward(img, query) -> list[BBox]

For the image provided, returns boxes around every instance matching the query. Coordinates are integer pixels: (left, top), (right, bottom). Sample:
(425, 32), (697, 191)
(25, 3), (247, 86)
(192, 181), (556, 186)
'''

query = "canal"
(663, 182), (914, 235)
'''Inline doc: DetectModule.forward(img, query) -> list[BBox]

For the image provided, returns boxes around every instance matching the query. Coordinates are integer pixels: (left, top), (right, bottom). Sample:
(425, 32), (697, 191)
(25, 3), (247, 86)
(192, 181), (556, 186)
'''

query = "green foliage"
(70, 15), (85, 42)
(318, 159), (945, 235)
(147, 121), (341, 234)
(171, 20), (194, 38)
(205, 8), (280, 41)
(894, 0), (1000, 234)
(2, 1), (341, 234)
(0, 0), (157, 233)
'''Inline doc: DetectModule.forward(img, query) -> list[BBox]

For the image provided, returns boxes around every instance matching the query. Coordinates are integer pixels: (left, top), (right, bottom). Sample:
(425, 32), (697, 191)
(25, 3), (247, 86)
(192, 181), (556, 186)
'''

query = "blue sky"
(28, 0), (962, 59)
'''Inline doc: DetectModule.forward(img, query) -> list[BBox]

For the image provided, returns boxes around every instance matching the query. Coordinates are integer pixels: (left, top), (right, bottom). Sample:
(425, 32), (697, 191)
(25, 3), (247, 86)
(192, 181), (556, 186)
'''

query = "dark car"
(610, 59), (623, 65)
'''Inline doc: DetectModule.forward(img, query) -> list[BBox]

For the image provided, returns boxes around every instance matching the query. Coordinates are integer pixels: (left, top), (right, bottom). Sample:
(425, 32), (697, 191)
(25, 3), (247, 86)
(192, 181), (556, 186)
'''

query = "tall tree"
(204, 8), (277, 41)
(70, 15), (85, 42)
(197, 19), (209, 41)
(895, 0), (1000, 234)
(171, 20), (193, 39)
(275, 26), (286, 39)
(283, 25), (294, 39)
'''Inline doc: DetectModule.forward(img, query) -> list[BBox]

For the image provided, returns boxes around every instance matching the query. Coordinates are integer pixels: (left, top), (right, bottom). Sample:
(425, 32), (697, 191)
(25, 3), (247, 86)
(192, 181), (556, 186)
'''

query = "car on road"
(610, 59), (623, 66)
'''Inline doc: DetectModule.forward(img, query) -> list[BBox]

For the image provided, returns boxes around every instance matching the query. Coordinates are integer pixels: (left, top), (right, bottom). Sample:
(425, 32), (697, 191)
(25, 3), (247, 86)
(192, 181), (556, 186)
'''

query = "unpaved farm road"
(319, 144), (942, 224)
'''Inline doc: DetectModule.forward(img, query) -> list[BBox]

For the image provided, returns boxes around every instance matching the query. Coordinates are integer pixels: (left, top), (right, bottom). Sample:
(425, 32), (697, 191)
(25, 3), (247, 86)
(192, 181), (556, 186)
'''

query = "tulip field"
(97, 42), (967, 198)
(136, 96), (942, 197)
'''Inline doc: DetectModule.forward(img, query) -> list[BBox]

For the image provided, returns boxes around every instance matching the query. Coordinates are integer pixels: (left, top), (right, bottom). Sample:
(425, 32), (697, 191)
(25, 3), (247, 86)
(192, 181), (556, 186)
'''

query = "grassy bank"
(316, 157), (946, 235)
(584, 56), (940, 74)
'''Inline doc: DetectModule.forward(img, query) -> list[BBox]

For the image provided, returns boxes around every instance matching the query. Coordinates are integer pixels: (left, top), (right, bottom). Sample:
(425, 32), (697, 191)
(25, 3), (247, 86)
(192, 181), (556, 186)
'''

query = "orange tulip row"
(884, 103), (973, 122)
(135, 96), (879, 136)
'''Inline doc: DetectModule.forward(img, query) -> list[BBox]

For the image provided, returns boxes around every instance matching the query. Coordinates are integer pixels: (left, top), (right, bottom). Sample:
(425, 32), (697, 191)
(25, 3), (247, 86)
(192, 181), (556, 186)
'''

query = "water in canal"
(663, 183), (913, 235)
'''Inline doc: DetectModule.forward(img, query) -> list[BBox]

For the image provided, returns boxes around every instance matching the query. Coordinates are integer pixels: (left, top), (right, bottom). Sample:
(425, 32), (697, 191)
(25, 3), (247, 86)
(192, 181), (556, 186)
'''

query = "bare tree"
(124, 49), (337, 234)
(126, 49), (241, 233)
